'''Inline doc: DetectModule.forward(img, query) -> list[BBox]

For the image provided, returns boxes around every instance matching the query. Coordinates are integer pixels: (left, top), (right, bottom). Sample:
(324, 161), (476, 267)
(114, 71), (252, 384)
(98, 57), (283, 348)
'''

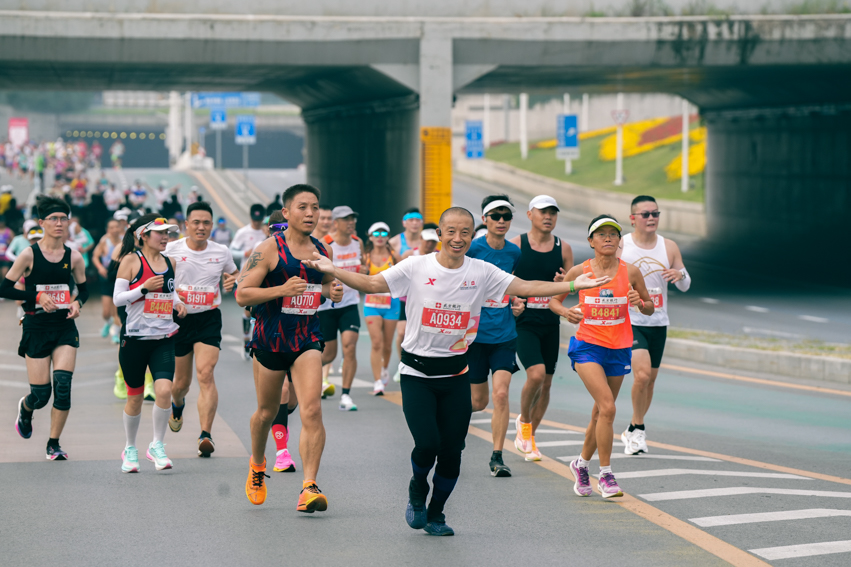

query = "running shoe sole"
(46, 450), (68, 461)
(524, 452), (542, 462)
(15, 398), (32, 439)
(424, 522), (455, 536)
(599, 483), (624, 499)
(121, 450), (139, 473)
(490, 466), (512, 477)
(198, 437), (215, 458)
(568, 460), (593, 497)
(273, 464), (296, 472)
(297, 494), (328, 513)
(169, 416), (183, 433)
(621, 431), (639, 455)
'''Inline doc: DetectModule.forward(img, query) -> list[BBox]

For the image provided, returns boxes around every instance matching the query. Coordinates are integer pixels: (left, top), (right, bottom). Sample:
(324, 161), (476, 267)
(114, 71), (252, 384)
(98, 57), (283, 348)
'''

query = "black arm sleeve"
(75, 281), (89, 306)
(0, 277), (37, 302)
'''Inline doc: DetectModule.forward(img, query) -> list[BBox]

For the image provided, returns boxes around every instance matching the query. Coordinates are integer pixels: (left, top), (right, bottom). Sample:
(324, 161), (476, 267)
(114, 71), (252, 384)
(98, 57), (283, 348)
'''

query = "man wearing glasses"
(1, 195), (88, 461)
(619, 195), (690, 455)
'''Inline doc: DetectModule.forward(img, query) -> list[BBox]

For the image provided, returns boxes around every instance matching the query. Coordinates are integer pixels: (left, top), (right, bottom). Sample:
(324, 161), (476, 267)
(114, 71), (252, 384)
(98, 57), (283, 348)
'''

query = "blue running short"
(363, 297), (401, 320)
(567, 337), (632, 377)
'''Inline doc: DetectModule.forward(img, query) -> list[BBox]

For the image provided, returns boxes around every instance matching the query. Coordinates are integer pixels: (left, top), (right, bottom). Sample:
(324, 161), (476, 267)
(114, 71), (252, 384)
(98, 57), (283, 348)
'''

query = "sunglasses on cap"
(371, 230), (389, 237)
(486, 212), (513, 222)
(632, 211), (660, 219)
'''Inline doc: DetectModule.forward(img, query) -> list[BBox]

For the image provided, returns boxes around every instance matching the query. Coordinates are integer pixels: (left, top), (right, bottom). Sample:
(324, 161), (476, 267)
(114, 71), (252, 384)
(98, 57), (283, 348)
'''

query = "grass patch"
(485, 136), (705, 203)
(668, 328), (851, 359)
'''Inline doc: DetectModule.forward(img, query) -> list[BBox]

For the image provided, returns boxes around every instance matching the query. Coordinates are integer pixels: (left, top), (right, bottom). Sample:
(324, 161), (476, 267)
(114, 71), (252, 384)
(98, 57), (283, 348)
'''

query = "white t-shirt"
(318, 238), (361, 311)
(166, 238), (237, 314)
(230, 225), (266, 259)
(382, 254), (515, 378)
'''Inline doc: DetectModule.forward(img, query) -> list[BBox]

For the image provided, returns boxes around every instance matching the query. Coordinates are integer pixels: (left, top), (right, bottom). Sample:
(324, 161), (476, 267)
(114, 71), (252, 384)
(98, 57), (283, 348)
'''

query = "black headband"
(41, 204), (70, 219)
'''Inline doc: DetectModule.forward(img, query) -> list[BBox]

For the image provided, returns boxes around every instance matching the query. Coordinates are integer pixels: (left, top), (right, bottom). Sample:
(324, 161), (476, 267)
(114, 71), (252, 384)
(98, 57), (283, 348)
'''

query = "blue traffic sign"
(235, 115), (256, 145)
(192, 92), (261, 109)
(465, 120), (484, 159)
(210, 108), (227, 131)
(556, 114), (580, 160)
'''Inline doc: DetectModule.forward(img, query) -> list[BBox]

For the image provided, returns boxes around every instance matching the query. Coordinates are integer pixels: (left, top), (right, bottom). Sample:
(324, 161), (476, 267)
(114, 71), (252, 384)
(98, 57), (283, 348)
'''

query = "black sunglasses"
(634, 211), (660, 219)
(487, 212), (513, 222)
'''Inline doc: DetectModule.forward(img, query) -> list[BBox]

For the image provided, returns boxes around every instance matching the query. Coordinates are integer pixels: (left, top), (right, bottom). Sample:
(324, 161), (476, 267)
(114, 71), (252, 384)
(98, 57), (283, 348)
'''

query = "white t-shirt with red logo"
(381, 254), (515, 378)
(166, 238), (238, 314)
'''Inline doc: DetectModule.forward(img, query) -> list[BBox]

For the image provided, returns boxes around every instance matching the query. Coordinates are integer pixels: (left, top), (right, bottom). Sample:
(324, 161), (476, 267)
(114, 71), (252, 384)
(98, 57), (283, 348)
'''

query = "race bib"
(36, 284), (70, 311)
(484, 294), (510, 309)
(334, 256), (361, 273)
(526, 296), (551, 309)
(281, 284), (321, 315)
(365, 293), (392, 309)
(421, 300), (471, 336)
(178, 284), (216, 310)
(143, 292), (174, 319)
(583, 296), (628, 326)
(647, 287), (664, 309)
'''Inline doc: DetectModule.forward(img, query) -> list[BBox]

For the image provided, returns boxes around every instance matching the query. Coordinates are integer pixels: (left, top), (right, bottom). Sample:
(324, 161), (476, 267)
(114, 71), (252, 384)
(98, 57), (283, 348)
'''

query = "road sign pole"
(681, 98), (690, 193)
(243, 144), (248, 191)
(563, 94), (572, 175)
(483, 94), (490, 150)
(614, 92), (624, 186)
(216, 130), (221, 169)
(520, 93), (528, 160)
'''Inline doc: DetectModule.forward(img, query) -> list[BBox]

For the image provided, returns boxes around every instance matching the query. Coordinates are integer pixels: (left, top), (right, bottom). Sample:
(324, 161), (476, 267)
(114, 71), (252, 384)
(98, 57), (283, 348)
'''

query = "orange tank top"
(576, 259), (633, 350)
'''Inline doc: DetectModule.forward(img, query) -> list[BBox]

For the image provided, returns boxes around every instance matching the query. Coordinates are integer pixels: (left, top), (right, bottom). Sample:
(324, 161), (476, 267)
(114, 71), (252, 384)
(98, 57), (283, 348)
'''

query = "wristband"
(569, 281), (575, 294)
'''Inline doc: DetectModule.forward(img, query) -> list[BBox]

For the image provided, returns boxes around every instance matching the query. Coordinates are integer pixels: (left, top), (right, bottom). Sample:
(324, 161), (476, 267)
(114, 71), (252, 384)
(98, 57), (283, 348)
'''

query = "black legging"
(400, 374), (472, 479)
(119, 336), (175, 396)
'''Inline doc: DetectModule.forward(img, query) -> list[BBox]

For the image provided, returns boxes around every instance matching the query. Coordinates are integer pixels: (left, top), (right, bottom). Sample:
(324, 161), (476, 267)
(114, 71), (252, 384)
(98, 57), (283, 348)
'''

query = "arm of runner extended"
(234, 240), (309, 307)
(506, 271), (611, 300)
(301, 251), (390, 294)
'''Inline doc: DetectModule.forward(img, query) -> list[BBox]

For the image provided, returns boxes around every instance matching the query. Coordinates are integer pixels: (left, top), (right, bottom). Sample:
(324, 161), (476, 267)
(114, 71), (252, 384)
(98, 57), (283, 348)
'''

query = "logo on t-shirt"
(459, 280), (477, 290)
(424, 278), (436, 286)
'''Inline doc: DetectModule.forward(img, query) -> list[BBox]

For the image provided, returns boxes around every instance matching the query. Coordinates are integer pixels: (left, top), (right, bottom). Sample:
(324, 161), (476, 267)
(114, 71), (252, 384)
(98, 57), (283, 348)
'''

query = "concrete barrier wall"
(456, 158), (706, 237)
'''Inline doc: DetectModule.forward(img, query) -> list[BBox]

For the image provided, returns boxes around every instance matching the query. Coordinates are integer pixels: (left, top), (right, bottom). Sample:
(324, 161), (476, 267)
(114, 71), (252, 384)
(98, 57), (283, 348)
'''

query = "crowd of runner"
(2, 182), (690, 536)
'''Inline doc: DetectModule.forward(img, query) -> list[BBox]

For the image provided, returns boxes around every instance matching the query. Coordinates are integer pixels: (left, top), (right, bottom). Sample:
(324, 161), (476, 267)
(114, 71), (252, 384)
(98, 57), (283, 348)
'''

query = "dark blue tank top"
(249, 233), (329, 353)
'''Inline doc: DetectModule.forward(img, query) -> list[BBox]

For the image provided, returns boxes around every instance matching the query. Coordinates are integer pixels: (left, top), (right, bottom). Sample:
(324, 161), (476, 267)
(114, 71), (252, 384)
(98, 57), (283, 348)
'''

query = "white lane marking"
(222, 334), (241, 343)
(535, 440), (625, 448)
(700, 297), (720, 304)
(470, 418), (492, 424)
(506, 429), (583, 435)
(558, 454), (721, 463)
(745, 305), (770, 313)
(750, 540), (851, 561)
(742, 326), (803, 339)
(612, 468), (810, 480)
(0, 364), (27, 372)
(799, 315), (830, 323)
(691, 509), (851, 527)
(641, 487), (851, 502)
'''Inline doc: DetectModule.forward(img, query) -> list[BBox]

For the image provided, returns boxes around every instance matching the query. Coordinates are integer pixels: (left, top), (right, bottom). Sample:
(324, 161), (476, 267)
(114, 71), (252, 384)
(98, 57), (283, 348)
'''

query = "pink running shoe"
(598, 472), (624, 498)
(569, 459), (592, 497)
(273, 449), (296, 472)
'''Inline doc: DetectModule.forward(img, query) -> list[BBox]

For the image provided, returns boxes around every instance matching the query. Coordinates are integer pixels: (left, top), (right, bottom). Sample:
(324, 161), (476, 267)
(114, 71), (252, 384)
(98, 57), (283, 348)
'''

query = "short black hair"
(587, 214), (621, 237)
(423, 222), (438, 230)
(438, 207), (475, 227)
(318, 203), (332, 211)
(269, 210), (286, 225)
(475, 223), (486, 232)
(481, 194), (513, 212)
(283, 184), (321, 207)
(403, 207), (421, 216)
(186, 201), (213, 219)
(631, 195), (657, 211)
(35, 194), (70, 218)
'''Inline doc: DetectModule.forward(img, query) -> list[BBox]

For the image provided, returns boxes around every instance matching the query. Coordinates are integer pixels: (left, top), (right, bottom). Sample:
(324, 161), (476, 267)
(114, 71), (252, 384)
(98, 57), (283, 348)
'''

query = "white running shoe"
(372, 380), (385, 396)
(513, 414), (532, 454)
(380, 368), (390, 386)
(621, 429), (639, 455)
(339, 393), (358, 411)
(392, 368), (401, 383)
(146, 441), (173, 471)
(632, 429), (649, 454)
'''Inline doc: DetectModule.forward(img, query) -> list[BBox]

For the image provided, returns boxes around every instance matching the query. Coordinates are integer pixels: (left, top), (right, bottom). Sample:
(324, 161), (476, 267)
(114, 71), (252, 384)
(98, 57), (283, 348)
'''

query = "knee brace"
(52, 370), (73, 411)
(25, 383), (52, 410)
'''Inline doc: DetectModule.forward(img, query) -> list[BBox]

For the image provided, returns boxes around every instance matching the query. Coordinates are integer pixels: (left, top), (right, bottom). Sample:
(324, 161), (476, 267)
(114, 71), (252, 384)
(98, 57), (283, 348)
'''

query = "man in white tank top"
(618, 195), (691, 455)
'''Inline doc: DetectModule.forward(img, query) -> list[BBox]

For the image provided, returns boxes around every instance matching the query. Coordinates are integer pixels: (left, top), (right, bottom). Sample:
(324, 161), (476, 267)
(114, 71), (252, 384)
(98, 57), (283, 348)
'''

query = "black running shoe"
(46, 444), (68, 461)
(15, 397), (32, 439)
(489, 452), (512, 477)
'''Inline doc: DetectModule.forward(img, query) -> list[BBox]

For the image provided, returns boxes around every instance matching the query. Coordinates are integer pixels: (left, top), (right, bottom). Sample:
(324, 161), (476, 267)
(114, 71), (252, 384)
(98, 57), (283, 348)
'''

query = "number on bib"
(178, 284), (216, 311)
(281, 284), (322, 315)
(36, 284), (71, 311)
(143, 292), (174, 319)
(582, 296), (627, 326)
(526, 296), (551, 309)
(421, 300), (471, 336)
(647, 287), (663, 309)
(365, 293), (392, 309)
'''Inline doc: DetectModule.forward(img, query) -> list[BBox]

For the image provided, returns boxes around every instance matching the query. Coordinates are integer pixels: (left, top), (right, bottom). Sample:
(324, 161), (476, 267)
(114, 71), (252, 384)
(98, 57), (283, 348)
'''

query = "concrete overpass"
(1, 6), (850, 254)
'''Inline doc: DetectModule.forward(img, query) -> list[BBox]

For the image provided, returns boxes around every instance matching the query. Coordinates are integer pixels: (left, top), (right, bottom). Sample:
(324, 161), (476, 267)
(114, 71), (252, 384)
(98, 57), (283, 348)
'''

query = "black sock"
(200, 430), (212, 439)
(342, 388), (351, 396)
(47, 437), (60, 449)
(634, 424), (645, 431)
(427, 474), (457, 522)
(492, 450), (502, 458)
(272, 404), (288, 428)
(628, 423), (636, 432)
(172, 401), (185, 419)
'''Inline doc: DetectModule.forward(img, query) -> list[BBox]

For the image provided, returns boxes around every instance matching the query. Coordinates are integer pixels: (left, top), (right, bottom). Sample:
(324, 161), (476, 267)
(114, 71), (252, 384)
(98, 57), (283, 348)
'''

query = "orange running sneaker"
(297, 480), (328, 513)
(525, 438), (542, 462)
(513, 415), (532, 454)
(245, 458), (269, 505)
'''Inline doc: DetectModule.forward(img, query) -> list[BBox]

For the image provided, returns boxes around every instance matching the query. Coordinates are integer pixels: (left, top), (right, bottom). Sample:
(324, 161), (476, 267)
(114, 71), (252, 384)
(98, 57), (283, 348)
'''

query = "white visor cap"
(528, 195), (560, 211)
(482, 200), (516, 216)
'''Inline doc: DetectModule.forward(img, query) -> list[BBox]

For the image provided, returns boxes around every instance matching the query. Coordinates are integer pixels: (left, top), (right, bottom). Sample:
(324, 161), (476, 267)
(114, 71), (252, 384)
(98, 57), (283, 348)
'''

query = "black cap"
(250, 204), (265, 221)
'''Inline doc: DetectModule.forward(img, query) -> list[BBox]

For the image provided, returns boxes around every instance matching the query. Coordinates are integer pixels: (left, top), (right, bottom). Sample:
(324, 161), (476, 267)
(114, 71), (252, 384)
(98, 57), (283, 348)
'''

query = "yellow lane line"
(661, 363), (851, 398)
(383, 391), (769, 566)
(189, 171), (243, 226)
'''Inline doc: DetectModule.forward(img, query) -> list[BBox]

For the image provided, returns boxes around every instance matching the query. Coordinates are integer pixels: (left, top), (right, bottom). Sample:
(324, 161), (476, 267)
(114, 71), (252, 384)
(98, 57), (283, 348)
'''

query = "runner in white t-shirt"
(165, 202), (239, 457)
(304, 206), (609, 537)
(230, 204), (267, 358)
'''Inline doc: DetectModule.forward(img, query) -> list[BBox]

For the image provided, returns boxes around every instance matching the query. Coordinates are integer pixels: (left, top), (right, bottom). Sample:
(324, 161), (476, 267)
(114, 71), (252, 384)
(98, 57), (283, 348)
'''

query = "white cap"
(587, 217), (622, 237)
(0, 185), (12, 194)
(113, 209), (129, 221)
(528, 195), (560, 211)
(482, 199), (516, 216)
(134, 218), (179, 239)
(367, 222), (390, 235)
(23, 219), (37, 233)
(421, 228), (439, 242)
(474, 228), (488, 240)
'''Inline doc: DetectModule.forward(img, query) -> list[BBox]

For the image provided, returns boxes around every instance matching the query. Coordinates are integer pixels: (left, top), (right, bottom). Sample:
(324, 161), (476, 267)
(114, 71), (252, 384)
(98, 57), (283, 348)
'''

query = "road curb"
(560, 323), (850, 385)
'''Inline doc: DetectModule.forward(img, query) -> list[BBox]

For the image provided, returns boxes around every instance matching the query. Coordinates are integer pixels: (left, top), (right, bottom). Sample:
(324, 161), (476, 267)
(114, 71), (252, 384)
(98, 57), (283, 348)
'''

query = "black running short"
(516, 324), (560, 375)
(99, 274), (115, 297)
(119, 336), (175, 395)
(18, 320), (79, 359)
(174, 308), (223, 357)
(318, 304), (360, 340)
(467, 339), (518, 385)
(399, 299), (407, 322)
(253, 341), (323, 372)
(631, 325), (667, 368)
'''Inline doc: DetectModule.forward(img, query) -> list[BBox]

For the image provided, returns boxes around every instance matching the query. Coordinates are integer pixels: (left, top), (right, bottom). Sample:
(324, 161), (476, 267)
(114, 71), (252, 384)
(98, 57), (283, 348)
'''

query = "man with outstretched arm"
(303, 206), (608, 536)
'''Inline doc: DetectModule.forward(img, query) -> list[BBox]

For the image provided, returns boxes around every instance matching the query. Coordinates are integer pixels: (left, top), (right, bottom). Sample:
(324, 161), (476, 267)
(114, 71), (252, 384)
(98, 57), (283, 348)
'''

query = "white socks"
(577, 456), (590, 469)
(152, 405), (170, 444)
(600, 465), (613, 476)
(123, 411), (141, 448)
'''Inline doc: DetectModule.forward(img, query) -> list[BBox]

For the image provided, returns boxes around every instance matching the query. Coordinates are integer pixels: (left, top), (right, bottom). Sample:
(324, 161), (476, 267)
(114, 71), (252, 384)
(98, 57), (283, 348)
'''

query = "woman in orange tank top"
(550, 215), (654, 499)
